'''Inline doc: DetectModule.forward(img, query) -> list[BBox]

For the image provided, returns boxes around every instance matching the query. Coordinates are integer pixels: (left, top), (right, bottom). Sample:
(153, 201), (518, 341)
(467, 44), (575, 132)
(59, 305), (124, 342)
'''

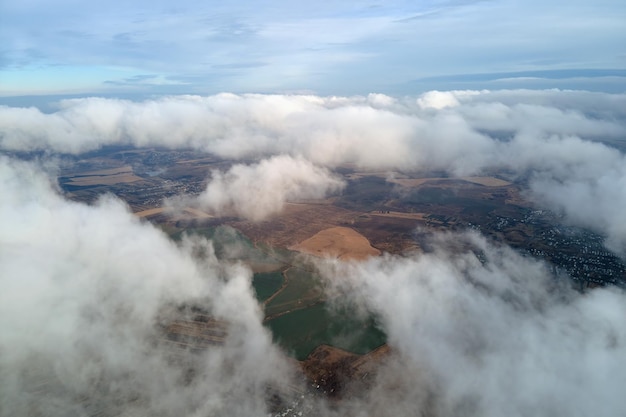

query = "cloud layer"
(0, 157), (294, 416)
(2, 90), (626, 252)
(320, 232), (626, 416)
(1, 89), (626, 415)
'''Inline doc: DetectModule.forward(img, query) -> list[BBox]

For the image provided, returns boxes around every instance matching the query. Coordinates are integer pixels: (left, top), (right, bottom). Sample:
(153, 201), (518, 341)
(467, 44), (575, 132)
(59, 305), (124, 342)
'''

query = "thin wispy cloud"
(1, 0), (624, 96)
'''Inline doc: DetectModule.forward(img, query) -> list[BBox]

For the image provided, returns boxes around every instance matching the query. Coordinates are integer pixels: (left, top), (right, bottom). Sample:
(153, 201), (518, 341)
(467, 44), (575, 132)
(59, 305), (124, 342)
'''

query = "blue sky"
(1, 0), (625, 98)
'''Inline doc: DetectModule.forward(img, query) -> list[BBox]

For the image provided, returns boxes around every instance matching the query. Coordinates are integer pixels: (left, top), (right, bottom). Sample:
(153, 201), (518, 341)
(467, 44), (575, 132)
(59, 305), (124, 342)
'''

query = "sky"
(1, 0), (625, 99)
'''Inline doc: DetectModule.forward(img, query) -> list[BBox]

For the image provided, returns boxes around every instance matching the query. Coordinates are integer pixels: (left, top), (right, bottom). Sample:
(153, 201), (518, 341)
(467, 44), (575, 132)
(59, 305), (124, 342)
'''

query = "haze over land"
(2, 0), (626, 415)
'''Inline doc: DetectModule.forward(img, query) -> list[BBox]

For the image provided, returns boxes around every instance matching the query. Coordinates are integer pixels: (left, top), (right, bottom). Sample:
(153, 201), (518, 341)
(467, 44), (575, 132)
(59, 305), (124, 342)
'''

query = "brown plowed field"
(290, 227), (380, 261)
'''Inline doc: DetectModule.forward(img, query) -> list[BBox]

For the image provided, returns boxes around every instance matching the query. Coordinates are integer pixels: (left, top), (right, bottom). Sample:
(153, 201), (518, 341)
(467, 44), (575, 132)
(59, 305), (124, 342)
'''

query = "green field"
(266, 302), (386, 360)
(174, 226), (387, 360)
(264, 267), (323, 317)
(172, 225), (286, 269)
(259, 265), (386, 360)
(252, 271), (284, 302)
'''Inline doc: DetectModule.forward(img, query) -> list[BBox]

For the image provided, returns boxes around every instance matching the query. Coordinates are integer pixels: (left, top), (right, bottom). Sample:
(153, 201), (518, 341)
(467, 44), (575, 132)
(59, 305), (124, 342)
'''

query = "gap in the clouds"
(5, 137), (616, 291)
(173, 225), (388, 362)
(50, 144), (626, 290)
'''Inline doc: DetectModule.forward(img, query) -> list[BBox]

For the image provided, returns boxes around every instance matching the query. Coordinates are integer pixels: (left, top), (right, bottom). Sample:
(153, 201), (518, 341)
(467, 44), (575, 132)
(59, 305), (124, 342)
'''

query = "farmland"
(60, 165), (144, 187)
(159, 222), (387, 363)
(49, 145), (626, 396)
(55, 145), (626, 293)
(266, 302), (386, 361)
(290, 226), (381, 260)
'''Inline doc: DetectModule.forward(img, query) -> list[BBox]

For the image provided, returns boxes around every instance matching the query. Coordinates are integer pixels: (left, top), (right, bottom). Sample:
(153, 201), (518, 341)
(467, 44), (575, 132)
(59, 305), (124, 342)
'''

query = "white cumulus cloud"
(171, 155), (345, 221)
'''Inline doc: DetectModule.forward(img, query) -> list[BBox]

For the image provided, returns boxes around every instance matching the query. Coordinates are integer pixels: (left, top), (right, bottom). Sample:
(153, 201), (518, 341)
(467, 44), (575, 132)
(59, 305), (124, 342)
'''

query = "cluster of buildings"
(493, 211), (625, 287)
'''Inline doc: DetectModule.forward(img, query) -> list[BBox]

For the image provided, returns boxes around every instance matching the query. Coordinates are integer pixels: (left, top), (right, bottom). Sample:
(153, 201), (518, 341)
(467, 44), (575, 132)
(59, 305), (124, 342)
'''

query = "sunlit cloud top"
(1, 0), (625, 97)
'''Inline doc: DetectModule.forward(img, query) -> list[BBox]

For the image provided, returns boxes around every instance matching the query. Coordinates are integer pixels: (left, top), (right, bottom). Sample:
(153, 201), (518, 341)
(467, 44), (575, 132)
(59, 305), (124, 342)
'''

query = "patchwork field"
(62, 165), (144, 186)
(462, 176), (512, 187)
(134, 206), (214, 219)
(369, 210), (428, 220)
(389, 176), (511, 188)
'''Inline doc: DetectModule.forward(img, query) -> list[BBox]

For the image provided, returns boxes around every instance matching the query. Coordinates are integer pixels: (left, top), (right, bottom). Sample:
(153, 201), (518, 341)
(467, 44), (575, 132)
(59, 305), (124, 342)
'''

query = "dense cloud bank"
(3, 89), (624, 252)
(1, 90), (624, 161)
(0, 157), (293, 416)
(320, 233), (626, 416)
(1, 91), (624, 163)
